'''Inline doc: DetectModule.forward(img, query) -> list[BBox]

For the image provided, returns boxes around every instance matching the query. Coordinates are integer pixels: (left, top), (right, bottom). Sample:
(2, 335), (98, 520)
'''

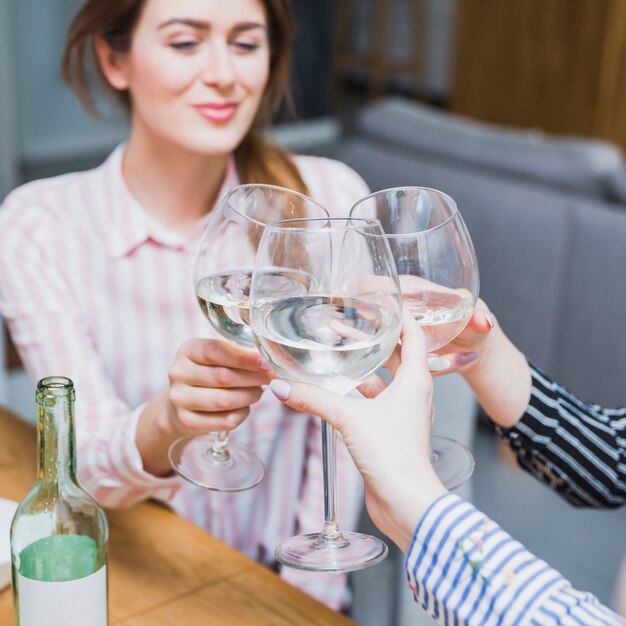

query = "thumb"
(465, 300), (496, 334)
(269, 379), (354, 430)
(394, 310), (430, 385)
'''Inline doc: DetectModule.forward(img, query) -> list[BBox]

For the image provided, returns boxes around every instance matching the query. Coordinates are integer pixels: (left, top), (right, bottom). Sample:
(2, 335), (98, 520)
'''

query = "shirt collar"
(103, 145), (239, 259)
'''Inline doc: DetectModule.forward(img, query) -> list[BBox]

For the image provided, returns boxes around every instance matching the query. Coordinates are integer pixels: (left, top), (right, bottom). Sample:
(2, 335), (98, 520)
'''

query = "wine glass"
(350, 186), (479, 489)
(249, 217), (402, 572)
(168, 184), (329, 492)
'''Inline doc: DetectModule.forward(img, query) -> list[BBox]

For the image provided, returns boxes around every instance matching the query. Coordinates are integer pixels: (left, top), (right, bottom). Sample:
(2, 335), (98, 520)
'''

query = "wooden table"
(0, 407), (357, 625)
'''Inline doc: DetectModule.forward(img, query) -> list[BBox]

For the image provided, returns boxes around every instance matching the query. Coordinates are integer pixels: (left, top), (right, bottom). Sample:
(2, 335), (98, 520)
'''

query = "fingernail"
(269, 379), (291, 401)
(258, 358), (272, 371)
(485, 313), (496, 329)
(428, 356), (451, 372)
(456, 351), (479, 366)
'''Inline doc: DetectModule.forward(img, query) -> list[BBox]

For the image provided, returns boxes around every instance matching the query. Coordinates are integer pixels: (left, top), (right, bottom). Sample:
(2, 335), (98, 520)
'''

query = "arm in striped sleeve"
(495, 362), (626, 508)
(406, 493), (625, 625)
(0, 202), (182, 509)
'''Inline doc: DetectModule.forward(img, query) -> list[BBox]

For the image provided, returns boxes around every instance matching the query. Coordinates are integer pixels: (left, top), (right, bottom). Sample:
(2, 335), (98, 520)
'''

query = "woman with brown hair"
(0, 0), (367, 610)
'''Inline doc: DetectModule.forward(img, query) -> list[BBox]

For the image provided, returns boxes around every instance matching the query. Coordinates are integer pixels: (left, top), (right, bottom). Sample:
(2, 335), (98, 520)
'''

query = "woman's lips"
(193, 103), (238, 123)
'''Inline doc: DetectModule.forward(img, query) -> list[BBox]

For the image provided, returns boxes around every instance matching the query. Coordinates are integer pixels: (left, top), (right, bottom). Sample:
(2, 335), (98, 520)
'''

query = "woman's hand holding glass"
(269, 312), (447, 553)
(165, 337), (271, 435)
(168, 184), (328, 491)
(425, 298), (494, 373)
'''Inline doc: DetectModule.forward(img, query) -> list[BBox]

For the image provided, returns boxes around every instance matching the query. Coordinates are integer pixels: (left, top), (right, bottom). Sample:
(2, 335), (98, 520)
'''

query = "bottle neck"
(37, 394), (77, 488)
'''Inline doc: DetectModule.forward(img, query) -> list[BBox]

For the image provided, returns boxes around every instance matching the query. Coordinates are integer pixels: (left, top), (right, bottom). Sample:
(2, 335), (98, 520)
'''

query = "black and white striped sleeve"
(494, 362), (626, 508)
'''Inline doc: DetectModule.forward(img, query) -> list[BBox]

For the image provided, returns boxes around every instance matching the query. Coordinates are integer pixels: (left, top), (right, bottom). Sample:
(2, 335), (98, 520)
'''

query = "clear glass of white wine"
(168, 184), (329, 492)
(249, 217), (402, 572)
(350, 186), (479, 489)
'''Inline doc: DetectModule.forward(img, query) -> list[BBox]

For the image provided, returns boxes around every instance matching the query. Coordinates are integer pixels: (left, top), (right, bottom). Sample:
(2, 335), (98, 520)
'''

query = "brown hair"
(62, 0), (309, 198)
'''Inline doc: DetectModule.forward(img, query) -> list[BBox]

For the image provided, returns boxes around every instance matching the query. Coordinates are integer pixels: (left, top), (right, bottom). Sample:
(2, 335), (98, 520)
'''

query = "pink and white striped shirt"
(0, 145), (369, 609)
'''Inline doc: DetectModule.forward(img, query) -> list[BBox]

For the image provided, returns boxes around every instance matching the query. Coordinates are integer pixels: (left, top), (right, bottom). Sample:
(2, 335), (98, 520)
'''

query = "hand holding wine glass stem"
(174, 186), (331, 491)
(270, 314), (447, 553)
(397, 275), (520, 478)
(136, 338), (271, 477)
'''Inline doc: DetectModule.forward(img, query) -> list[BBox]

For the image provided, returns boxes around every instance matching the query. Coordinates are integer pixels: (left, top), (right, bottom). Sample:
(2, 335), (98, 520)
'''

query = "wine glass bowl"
(250, 217), (402, 571)
(193, 184), (329, 348)
(351, 187), (479, 348)
(350, 187), (479, 489)
(168, 185), (329, 492)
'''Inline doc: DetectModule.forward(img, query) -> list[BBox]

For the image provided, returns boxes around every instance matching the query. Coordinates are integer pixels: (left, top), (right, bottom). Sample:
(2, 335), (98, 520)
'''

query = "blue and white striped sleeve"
(496, 362), (626, 508)
(405, 493), (625, 625)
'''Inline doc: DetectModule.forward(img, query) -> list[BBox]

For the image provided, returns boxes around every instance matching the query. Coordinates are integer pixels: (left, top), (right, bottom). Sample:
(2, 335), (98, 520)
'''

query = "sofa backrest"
(329, 133), (626, 407)
(355, 97), (626, 202)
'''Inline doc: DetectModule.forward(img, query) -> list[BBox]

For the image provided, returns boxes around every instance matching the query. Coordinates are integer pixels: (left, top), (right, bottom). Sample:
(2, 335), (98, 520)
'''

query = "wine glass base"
(169, 434), (264, 492)
(431, 435), (475, 491)
(275, 532), (388, 572)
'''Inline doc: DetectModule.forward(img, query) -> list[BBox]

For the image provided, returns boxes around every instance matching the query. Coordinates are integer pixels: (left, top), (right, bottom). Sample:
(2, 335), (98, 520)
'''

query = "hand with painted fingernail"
(426, 299), (496, 376)
(425, 298), (533, 430)
(268, 314), (446, 552)
(357, 300), (492, 398)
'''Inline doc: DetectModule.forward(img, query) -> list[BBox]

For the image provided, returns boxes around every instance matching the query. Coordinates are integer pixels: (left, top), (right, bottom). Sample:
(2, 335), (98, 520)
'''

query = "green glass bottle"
(10, 377), (108, 625)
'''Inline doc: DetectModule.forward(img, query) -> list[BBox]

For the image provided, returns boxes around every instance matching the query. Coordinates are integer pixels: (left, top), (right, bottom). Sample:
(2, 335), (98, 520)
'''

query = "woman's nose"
(201, 41), (236, 89)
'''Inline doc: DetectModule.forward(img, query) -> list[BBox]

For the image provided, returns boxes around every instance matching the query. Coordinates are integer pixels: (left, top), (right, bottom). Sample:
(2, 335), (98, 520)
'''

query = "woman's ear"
(94, 35), (130, 91)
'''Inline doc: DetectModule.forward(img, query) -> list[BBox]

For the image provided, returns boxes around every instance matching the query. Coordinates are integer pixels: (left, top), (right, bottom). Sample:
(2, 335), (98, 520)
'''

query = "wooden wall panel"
(451, 0), (626, 149)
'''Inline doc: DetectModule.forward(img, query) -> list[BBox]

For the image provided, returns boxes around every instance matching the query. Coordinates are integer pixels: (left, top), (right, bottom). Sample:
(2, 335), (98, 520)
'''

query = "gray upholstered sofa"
(329, 97), (626, 405)
(325, 97), (626, 625)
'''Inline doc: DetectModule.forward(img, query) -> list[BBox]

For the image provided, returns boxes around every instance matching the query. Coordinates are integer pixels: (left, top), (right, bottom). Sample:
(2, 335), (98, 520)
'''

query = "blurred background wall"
(4, 0), (626, 202)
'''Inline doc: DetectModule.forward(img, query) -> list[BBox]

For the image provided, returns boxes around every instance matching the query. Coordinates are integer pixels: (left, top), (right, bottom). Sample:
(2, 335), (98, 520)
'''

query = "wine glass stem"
(319, 420), (347, 547)
(210, 431), (230, 462)
(429, 403), (438, 464)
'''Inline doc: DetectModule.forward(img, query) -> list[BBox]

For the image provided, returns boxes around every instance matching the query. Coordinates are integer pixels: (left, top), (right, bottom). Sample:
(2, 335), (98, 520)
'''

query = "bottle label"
(18, 565), (107, 626)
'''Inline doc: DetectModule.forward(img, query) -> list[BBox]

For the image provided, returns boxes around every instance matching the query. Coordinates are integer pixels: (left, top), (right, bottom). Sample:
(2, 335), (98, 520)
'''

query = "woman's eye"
(169, 41), (198, 52)
(232, 41), (260, 53)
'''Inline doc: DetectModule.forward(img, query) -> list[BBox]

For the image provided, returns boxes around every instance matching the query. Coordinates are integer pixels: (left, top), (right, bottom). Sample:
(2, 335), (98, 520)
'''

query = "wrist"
(374, 467), (447, 553)
(463, 327), (532, 428)
(136, 392), (181, 477)
(156, 394), (182, 441)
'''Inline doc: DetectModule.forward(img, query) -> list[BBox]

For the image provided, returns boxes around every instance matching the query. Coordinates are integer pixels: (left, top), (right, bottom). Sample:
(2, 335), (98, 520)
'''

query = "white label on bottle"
(18, 565), (107, 626)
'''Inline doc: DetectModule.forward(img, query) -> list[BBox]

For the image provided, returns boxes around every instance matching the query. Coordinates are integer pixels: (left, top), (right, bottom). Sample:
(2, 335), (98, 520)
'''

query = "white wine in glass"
(253, 295), (400, 394)
(195, 269), (254, 346)
(401, 284), (475, 352)
(195, 268), (317, 347)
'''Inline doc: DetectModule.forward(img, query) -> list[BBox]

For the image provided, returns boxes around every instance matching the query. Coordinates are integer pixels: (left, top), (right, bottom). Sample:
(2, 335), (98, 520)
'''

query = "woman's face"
(110, 0), (271, 155)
